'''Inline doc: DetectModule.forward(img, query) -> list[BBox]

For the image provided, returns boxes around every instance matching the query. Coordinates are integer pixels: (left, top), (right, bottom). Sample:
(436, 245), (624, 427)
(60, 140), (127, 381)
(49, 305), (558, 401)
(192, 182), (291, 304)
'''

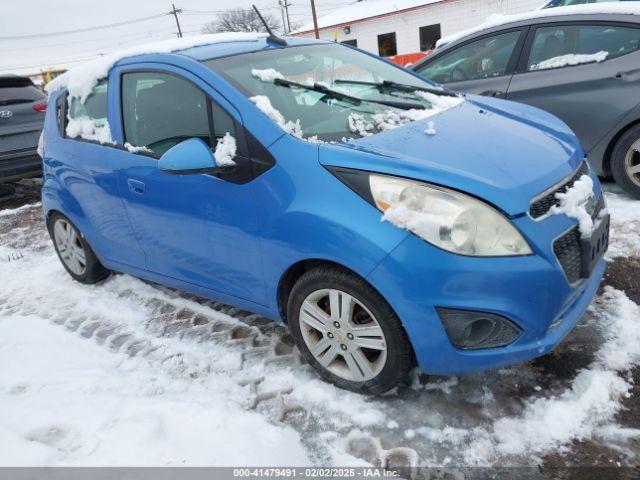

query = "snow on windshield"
(66, 117), (114, 145)
(530, 51), (608, 71)
(250, 95), (304, 139)
(213, 133), (237, 166)
(250, 67), (463, 140)
(346, 91), (461, 136)
(46, 32), (268, 102)
(251, 68), (285, 82)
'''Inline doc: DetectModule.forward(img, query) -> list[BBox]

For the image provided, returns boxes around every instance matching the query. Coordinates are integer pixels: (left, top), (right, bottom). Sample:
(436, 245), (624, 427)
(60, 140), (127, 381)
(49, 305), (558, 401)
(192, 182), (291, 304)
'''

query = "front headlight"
(369, 174), (532, 256)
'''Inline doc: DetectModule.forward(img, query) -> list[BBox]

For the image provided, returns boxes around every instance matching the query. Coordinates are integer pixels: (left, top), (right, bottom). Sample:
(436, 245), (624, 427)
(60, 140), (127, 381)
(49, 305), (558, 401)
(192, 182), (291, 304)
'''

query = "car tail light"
(33, 100), (47, 112)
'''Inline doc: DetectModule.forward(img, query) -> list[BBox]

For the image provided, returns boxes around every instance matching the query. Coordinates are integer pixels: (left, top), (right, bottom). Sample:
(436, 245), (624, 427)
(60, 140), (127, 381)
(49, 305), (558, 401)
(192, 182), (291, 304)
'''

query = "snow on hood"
(436, 3), (640, 48)
(321, 95), (584, 216)
(45, 32), (268, 102)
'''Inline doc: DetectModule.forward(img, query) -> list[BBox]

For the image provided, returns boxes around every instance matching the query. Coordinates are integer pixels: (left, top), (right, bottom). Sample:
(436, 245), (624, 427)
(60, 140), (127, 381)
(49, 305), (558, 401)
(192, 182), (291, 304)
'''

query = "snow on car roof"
(436, 2), (640, 49)
(291, 0), (441, 34)
(45, 32), (268, 102)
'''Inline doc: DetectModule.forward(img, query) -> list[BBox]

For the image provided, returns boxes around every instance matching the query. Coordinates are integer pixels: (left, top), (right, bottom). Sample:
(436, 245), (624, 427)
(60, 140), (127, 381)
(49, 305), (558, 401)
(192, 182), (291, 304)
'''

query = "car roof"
(434, 3), (640, 51)
(46, 33), (328, 100)
(174, 36), (325, 62)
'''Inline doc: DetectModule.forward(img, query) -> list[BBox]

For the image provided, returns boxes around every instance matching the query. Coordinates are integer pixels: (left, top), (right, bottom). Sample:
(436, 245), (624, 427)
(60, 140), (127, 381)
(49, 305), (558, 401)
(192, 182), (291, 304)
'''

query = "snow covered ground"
(0, 181), (639, 471)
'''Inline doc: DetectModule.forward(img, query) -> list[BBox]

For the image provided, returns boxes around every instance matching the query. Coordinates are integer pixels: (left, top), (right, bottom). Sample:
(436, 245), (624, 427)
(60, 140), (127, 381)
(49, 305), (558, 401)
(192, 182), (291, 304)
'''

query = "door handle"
(127, 179), (145, 194)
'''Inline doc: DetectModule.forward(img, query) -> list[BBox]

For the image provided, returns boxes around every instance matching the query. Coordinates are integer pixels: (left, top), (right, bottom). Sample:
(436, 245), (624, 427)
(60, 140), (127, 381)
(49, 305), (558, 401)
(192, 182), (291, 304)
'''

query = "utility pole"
(278, 0), (287, 34)
(310, 0), (319, 39)
(283, 0), (291, 34)
(278, 0), (292, 34)
(171, 3), (183, 38)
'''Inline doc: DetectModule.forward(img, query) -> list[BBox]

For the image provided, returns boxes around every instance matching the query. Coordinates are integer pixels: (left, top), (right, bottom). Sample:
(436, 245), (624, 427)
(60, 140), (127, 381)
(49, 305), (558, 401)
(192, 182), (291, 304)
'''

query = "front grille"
(552, 193), (606, 284)
(553, 227), (582, 284)
(530, 161), (589, 219)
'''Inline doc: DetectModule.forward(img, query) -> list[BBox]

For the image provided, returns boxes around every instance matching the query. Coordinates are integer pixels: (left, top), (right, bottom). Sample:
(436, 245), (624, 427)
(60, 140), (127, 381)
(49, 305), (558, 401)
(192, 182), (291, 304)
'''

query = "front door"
(506, 22), (640, 152)
(112, 67), (266, 304)
(415, 29), (526, 98)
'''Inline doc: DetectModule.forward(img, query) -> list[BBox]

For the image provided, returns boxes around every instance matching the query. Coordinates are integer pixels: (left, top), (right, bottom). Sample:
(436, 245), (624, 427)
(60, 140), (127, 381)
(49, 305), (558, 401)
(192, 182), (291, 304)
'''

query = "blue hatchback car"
(41, 33), (608, 393)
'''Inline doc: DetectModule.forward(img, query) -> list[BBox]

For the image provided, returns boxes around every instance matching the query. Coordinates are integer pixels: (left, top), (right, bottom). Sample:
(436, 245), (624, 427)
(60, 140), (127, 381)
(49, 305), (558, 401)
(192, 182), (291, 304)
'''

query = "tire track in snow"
(1, 196), (639, 470)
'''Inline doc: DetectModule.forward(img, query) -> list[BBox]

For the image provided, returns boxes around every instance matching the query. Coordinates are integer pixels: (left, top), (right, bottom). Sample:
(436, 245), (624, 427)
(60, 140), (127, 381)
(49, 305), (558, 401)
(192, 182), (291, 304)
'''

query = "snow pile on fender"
(46, 32), (268, 102)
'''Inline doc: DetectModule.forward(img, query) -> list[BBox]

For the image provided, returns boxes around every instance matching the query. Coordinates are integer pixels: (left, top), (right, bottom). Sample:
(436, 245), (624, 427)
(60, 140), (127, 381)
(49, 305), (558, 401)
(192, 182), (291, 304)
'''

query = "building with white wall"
(292, 0), (542, 57)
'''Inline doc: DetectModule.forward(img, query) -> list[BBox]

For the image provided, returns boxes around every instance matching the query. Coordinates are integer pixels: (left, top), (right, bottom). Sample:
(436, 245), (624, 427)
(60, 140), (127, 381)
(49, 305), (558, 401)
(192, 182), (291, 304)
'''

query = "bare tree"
(202, 8), (280, 34)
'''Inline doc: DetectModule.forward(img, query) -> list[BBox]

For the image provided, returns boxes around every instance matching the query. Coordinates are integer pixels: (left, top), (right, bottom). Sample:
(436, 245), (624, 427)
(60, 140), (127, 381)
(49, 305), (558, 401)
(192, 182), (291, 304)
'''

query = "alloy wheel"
(624, 139), (640, 188)
(53, 218), (86, 276)
(299, 288), (387, 382)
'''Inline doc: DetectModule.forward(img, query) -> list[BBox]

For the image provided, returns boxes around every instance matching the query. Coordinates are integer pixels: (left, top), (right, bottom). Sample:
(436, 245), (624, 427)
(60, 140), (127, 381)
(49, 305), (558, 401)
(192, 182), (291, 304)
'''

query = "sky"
(0, 0), (353, 75)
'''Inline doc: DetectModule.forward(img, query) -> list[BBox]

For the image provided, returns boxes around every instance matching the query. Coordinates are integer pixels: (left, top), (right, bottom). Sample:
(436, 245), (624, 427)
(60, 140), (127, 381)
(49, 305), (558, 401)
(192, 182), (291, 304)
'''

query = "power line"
(0, 12), (170, 41)
(0, 26), (177, 52)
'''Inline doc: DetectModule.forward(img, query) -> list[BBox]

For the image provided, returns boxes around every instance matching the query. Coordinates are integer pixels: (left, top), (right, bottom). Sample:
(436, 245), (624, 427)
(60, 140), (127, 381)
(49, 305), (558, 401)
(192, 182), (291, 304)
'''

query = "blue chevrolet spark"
(41, 33), (609, 394)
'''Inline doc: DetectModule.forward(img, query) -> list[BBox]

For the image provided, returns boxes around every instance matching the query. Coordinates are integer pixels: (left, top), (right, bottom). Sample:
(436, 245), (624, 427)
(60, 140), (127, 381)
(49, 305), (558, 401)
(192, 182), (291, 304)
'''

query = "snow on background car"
(0, 180), (639, 469)
(436, 3), (640, 48)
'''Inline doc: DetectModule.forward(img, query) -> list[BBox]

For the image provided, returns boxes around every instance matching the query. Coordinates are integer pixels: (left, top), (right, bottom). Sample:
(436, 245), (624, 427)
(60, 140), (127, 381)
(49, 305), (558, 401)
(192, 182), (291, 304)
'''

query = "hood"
(319, 94), (584, 216)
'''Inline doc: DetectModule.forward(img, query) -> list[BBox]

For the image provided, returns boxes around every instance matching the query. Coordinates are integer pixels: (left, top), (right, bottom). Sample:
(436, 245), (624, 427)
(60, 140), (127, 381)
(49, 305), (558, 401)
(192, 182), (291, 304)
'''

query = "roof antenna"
(253, 4), (287, 46)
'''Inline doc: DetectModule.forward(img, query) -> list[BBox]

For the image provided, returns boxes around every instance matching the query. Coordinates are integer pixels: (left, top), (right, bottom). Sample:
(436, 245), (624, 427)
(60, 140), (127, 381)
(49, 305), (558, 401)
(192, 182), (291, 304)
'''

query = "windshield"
(205, 43), (463, 142)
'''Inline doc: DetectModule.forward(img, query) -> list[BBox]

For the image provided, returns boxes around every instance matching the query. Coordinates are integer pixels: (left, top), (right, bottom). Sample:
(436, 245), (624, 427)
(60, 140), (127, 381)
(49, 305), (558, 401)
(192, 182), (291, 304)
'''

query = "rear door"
(414, 28), (528, 98)
(50, 80), (145, 269)
(506, 22), (640, 152)
(0, 77), (45, 161)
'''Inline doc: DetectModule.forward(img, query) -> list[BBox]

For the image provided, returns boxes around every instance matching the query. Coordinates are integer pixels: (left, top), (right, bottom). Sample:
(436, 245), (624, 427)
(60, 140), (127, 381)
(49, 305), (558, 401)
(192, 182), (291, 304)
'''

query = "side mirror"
(158, 138), (228, 175)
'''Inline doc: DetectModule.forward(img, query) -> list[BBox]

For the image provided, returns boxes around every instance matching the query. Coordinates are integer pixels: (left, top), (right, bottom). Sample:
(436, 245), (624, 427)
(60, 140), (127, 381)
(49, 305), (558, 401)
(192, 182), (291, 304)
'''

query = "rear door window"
(66, 80), (111, 143)
(0, 77), (44, 106)
(527, 24), (640, 71)
(417, 30), (522, 83)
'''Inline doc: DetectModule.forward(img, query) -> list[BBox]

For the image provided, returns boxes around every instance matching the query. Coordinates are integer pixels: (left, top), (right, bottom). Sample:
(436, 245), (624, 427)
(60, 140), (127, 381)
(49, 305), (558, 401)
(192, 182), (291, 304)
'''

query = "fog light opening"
(461, 318), (496, 347)
(436, 307), (522, 350)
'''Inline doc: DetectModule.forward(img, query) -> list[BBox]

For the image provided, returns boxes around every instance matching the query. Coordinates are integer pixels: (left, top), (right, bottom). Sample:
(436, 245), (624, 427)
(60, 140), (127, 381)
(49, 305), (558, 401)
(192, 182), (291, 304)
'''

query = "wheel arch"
(602, 117), (640, 177)
(277, 259), (402, 327)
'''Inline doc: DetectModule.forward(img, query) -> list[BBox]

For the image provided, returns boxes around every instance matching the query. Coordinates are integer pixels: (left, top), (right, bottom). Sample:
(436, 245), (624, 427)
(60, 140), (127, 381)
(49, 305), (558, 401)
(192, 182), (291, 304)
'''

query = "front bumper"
(366, 180), (606, 375)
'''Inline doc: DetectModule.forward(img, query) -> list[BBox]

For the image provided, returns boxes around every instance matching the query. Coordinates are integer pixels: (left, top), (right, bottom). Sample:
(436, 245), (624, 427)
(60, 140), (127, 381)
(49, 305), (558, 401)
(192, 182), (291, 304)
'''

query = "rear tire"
(47, 212), (110, 284)
(287, 266), (413, 394)
(611, 125), (640, 199)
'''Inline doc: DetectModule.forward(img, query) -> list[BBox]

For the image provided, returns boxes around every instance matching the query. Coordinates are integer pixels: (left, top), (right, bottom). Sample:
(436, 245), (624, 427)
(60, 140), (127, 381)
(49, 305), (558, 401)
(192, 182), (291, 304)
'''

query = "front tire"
(611, 125), (640, 199)
(287, 266), (413, 394)
(47, 212), (110, 284)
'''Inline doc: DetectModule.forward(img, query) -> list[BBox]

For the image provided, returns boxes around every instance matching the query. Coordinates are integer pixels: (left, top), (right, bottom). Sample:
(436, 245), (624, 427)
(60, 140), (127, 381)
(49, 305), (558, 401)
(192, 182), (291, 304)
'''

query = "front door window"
(417, 31), (521, 83)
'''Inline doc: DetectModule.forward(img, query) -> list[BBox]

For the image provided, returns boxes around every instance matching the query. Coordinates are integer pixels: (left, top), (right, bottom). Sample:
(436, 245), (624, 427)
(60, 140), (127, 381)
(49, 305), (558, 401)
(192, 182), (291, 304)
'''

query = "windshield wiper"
(334, 79), (461, 98)
(273, 78), (426, 110)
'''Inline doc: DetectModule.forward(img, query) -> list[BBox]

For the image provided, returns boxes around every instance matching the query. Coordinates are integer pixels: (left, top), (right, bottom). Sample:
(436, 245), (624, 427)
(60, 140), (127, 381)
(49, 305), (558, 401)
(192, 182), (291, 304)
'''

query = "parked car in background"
(412, 5), (640, 198)
(0, 75), (46, 183)
(543, 0), (639, 8)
